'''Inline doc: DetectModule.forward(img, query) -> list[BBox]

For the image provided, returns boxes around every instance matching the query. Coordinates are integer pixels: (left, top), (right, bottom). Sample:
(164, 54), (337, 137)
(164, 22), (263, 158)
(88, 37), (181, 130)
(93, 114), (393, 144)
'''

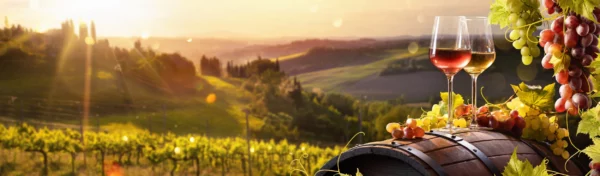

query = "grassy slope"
(0, 74), (264, 137)
(295, 48), (428, 91)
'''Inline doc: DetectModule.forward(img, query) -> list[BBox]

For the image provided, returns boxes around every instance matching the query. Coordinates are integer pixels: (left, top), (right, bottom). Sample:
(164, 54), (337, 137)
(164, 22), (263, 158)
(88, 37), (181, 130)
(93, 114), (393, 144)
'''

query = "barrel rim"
(317, 146), (430, 176)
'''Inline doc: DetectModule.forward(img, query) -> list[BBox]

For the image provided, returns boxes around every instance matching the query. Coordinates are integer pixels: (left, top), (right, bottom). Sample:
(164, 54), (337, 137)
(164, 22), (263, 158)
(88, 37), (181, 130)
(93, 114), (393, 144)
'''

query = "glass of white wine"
(464, 17), (495, 128)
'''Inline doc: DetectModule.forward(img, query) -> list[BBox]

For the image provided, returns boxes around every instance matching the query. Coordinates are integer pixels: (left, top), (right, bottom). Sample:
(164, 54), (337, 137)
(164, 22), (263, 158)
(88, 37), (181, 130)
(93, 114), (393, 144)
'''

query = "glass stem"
(447, 75), (454, 133)
(471, 74), (479, 128)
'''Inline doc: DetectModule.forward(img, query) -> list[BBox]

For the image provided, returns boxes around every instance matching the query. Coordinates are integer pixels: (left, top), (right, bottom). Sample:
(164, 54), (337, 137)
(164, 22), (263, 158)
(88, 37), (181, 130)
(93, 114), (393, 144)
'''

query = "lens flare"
(408, 42), (419, 54)
(187, 38), (193, 42)
(206, 93), (217, 104)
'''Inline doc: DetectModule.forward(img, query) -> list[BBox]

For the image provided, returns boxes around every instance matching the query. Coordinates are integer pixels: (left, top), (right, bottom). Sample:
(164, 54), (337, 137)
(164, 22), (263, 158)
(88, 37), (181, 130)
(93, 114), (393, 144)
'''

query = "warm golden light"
(85, 36), (95, 45)
(122, 136), (128, 141)
(187, 38), (193, 43)
(141, 32), (150, 39)
(408, 42), (419, 54)
(332, 19), (343, 28)
(174, 147), (181, 154)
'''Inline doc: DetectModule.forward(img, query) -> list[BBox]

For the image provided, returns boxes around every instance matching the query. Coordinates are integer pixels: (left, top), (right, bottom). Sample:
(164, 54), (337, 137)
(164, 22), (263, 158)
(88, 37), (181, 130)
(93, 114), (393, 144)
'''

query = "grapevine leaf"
(510, 83), (555, 111)
(502, 148), (551, 176)
(583, 138), (600, 161)
(550, 53), (571, 76)
(440, 92), (464, 109)
(557, 0), (600, 23)
(577, 104), (600, 137)
(356, 169), (363, 176)
(489, 0), (511, 29)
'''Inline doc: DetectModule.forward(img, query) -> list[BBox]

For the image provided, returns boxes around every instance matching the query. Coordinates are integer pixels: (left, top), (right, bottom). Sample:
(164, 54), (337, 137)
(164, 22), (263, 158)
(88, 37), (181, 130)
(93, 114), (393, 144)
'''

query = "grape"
(549, 123), (558, 133)
(565, 99), (575, 111)
(392, 128), (404, 139)
(572, 93), (590, 109)
(543, 0), (554, 9)
(565, 15), (580, 29)
(592, 35), (599, 46)
(516, 18), (527, 27)
(510, 30), (521, 40)
(590, 161), (600, 170)
(544, 42), (553, 53)
(406, 119), (417, 129)
(569, 76), (582, 91)
(521, 55), (533, 65)
(560, 84), (573, 98)
(577, 23), (590, 36)
(510, 3), (523, 13)
(532, 46), (541, 57)
(582, 34), (594, 47)
(515, 116), (526, 129)
(521, 46), (531, 56)
(583, 55), (593, 66)
(564, 29), (579, 48)
(569, 65), (582, 77)
(552, 146), (564, 155)
(542, 54), (554, 69)
(554, 33), (564, 44)
(549, 43), (563, 55)
(557, 128), (566, 139)
(586, 45), (599, 58)
(510, 110), (519, 118)
(403, 127), (414, 139)
(571, 47), (585, 59)
(590, 23), (597, 34)
(413, 127), (425, 138)
(593, 170), (600, 176)
(556, 70), (569, 84)
(386, 123), (401, 133)
(568, 106), (579, 115)
(509, 13), (519, 25)
(513, 38), (526, 49)
(548, 133), (556, 141)
(540, 29), (555, 42)
(531, 118), (540, 130)
(552, 17), (564, 34)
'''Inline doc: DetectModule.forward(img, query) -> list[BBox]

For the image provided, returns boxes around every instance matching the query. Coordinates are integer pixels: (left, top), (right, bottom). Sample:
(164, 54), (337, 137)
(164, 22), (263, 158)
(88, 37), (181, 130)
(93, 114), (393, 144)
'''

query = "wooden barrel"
(318, 130), (586, 176)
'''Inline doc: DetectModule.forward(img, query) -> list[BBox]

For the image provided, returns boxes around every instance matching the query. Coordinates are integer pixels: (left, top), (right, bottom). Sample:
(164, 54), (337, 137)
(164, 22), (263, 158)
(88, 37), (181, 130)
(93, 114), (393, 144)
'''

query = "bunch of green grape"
(506, 0), (543, 65)
(507, 98), (570, 159)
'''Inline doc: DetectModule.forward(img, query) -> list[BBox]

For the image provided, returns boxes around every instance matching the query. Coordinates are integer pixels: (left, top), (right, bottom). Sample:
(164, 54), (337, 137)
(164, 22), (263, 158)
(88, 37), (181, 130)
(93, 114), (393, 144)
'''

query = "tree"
(79, 22), (88, 40)
(90, 21), (97, 42)
(4, 16), (8, 28)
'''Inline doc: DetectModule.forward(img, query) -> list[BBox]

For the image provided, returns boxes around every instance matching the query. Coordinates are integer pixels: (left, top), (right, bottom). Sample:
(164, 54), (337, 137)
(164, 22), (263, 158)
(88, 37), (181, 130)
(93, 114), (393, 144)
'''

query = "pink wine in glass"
(429, 48), (472, 75)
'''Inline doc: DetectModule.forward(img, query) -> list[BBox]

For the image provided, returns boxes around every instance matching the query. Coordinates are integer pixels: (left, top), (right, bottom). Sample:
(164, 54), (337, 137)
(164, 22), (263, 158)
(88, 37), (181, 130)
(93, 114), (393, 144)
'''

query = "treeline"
(225, 56), (281, 78)
(0, 19), (199, 102)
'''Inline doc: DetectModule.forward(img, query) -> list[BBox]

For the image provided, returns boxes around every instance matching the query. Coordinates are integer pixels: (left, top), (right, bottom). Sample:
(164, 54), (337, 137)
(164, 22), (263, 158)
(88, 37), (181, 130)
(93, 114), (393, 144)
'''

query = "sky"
(1, 0), (495, 38)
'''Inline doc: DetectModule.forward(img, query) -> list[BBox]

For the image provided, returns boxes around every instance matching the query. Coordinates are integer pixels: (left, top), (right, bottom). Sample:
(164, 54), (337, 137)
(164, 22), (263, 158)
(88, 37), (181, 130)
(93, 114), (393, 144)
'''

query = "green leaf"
(510, 83), (556, 111)
(583, 138), (600, 161)
(550, 53), (571, 76)
(558, 0), (600, 23)
(356, 169), (363, 176)
(489, 0), (511, 29)
(503, 147), (551, 176)
(440, 92), (464, 109)
(578, 104), (600, 137)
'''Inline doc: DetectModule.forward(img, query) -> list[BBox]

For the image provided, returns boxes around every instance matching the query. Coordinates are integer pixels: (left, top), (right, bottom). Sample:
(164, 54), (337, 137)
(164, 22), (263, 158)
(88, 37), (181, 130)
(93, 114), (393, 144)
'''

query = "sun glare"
(141, 31), (150, 39)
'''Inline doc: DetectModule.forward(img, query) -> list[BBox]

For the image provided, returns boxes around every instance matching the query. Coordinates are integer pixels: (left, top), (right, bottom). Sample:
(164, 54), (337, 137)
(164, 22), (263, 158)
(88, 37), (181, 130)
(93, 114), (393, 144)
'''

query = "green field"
(295, 48), (428, 91)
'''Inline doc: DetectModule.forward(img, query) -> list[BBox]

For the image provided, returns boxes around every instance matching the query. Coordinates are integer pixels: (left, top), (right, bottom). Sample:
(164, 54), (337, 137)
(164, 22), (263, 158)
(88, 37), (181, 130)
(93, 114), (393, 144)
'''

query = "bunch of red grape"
(386, 119), (425, 140)
(541, 0), (599, 115)
(476, 106), (526, 137)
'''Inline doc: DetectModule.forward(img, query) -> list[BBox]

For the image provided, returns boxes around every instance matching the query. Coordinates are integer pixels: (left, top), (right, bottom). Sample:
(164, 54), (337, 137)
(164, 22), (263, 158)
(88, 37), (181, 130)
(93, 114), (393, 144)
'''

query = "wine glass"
(430, 16), (471, 133)
(464, 17), (495, 128)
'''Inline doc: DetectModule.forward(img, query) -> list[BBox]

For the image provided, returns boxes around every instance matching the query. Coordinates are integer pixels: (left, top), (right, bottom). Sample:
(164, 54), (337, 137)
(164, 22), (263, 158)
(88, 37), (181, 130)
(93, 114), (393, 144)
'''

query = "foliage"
(557, 0), (600, 23)
(510, 83), (555, 111)
(502, 148), (551, 176)
(489, 0), (511, 29)
(0, 123), (343, 175)
(199, 55), (222, 77)
(583, 138), (600, 162)
(578, 104), (600, 138)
